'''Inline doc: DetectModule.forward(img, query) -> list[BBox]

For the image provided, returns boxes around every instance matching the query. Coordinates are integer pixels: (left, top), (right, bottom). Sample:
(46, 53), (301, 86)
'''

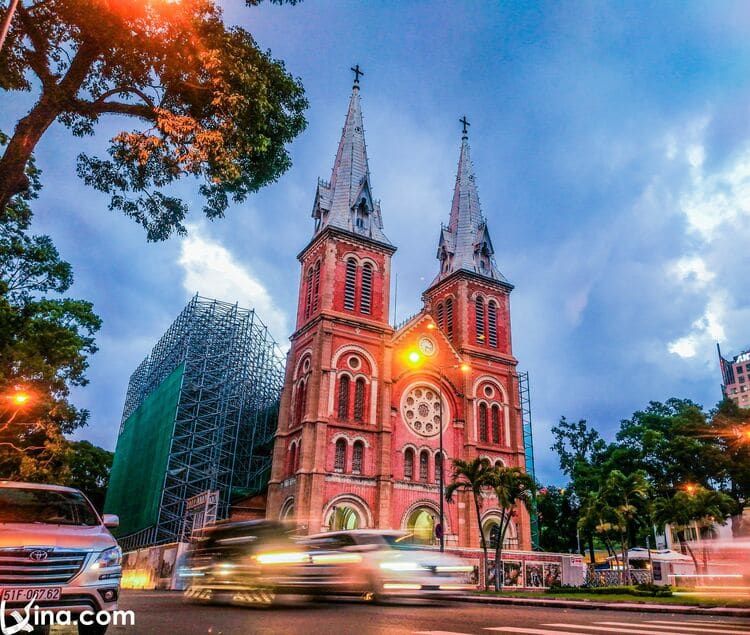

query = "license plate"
(0, 587), (62, 602)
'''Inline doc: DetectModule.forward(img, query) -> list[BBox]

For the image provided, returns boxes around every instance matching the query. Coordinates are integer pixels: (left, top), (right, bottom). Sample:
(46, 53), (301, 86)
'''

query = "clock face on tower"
(418, 336), (436, 356)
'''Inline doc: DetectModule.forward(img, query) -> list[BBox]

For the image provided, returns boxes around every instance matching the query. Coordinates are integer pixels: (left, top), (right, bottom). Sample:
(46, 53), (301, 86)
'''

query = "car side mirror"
(102, 514), (119, 529)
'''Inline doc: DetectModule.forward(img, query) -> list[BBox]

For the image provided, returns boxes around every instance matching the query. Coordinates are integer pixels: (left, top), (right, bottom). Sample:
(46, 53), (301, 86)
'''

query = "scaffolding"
(519, 371), (540, 550)
(106, 295), (285, 550)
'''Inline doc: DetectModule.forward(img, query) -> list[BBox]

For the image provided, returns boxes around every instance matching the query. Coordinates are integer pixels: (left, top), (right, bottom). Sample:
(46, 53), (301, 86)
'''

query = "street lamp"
(406, 348), (470, 552)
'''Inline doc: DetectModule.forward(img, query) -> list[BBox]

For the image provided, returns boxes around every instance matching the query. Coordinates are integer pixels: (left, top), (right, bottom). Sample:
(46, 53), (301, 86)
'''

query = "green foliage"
(0, 0), (308, 240)
(537, 486), (580, 552)
(0, 208), (101, 481)
(64, 440), (113, 511)
(546, 584), (672, 597)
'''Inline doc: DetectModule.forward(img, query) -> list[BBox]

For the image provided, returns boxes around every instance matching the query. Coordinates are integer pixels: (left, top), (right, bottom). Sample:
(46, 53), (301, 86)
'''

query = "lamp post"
(406, 348), (470, 552)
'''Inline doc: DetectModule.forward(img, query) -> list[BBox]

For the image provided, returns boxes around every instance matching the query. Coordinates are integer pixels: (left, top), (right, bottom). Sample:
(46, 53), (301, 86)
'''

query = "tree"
(486, 466), (535, 591)
(0, 206), (100, 481)
(537, 486), (580, 553)
(65, 440), (113, 511)
(711, 399), (750, 508)
(0, 0), (308, 240)
(652, 487), (735, 573)
(445, 457), (494, 589)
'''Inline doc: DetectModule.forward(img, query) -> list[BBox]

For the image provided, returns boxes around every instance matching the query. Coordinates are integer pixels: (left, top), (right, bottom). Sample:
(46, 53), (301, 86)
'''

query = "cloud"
(178, 226), (290, 349)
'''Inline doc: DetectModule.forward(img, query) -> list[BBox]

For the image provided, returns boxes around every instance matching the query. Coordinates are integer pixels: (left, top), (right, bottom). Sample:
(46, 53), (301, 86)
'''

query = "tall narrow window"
(487, 300), (498, 348)
(419, 450), (429, 481)
(312, 260), (321, 313)
(491, 404), (501, 444)
(344, 258), (357, 311)
(360, 263), (373, 315)
(337, 375), (350, 419)
(294, 380), (307, 427)
(294, 442), (301, 471)
(434, 452), (443, 483)
(478, 403), (488, 443)
(353, 378), (366, 421)
(475, 296), (486, 344)
(445, 298), (454, 340)
(436, 302), (445, 331)
(352, 441), (364, 474)
(304, 267), (313, 319)
(289, 443), (297, 476)
(334, 439), (346, 472)
(404, 449), (414, 480)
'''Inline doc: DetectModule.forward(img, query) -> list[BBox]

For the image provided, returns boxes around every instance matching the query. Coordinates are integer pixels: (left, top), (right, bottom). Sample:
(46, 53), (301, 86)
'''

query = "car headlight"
(91, 546), (122, 569)
(379, 561), (423, 572)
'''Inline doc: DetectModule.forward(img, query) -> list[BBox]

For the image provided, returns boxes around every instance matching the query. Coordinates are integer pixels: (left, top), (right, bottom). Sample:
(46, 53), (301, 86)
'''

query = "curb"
(449, 594), (750, 617)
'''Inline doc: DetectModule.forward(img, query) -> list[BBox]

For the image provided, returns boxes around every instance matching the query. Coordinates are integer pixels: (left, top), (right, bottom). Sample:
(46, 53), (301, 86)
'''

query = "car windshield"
(364, 534), (420, 550)
(0, 487), (100, 526)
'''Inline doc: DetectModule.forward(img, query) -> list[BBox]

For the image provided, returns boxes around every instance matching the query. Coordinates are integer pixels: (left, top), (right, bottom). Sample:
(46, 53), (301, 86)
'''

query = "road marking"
(641, 621), (750, 634)
(485, 628), (587, 635)
(543, 624), (690, 635)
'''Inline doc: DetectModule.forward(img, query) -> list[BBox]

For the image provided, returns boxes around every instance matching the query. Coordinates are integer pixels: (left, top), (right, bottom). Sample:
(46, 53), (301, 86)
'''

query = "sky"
(3, 0), (750, 486)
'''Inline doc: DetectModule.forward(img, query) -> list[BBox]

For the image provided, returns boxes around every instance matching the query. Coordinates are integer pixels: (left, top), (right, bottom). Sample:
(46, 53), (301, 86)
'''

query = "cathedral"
(266, 70), (531, 551)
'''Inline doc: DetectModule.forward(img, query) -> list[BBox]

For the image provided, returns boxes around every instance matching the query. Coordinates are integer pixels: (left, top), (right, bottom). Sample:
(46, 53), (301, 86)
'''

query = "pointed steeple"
(312, 68), (391, 246)
(432, 119), (507, 285)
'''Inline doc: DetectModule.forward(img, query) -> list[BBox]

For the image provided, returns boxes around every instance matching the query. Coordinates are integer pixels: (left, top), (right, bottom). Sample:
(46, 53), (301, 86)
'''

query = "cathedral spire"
(311, 67), (390, 246)
(432, 119), (507, 285)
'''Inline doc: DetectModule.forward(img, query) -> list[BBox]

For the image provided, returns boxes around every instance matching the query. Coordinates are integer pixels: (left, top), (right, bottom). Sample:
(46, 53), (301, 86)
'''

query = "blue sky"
(4, 1), (750, 486)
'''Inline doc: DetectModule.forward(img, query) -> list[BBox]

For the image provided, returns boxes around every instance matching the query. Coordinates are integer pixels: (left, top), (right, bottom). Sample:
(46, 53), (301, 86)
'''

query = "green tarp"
(104, 364), (183, 537)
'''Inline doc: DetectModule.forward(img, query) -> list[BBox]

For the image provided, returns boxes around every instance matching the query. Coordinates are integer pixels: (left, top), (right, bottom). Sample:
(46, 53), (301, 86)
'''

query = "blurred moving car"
(0, 480), (121, 635)
(182, 520), (319, 606)
(304, 530), (475, 601)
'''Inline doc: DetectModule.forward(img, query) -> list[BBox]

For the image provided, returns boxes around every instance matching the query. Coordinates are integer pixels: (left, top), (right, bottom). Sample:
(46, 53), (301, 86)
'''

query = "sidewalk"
(450, 593), (750, 618)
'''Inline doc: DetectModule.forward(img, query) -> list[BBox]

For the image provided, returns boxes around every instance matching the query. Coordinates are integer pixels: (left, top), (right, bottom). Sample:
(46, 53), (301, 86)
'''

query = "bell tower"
(267, 69), (396, 531)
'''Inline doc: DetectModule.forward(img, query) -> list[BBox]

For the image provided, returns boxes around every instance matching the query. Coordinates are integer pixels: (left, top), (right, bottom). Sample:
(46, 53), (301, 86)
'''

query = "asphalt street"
(90, 591), (750, 635)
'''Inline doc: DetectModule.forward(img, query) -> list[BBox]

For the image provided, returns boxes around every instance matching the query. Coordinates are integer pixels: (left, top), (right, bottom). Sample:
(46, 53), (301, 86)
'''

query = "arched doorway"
(406, 508), (436, 545)
(482, 515), (518, 550)
(329, 505), (360, 530)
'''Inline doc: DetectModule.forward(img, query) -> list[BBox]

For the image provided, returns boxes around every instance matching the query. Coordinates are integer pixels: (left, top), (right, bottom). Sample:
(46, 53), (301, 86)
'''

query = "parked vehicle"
(0, 481), (121, 635)
(303, 529), (475, 601)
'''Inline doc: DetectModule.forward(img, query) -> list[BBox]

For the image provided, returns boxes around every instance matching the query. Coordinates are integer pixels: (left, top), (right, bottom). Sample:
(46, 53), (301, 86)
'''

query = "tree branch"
(72, 98), (155, 121)
(93, 86), (156, 110)
(15, 5), (57, 88)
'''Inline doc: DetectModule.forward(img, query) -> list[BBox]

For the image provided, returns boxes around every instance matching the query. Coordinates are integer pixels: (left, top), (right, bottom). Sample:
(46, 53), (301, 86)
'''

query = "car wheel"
(78, 623), (108, 635)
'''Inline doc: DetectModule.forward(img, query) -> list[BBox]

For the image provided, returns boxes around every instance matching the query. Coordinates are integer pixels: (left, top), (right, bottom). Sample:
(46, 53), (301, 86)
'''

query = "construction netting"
(104, 364), (184, 537)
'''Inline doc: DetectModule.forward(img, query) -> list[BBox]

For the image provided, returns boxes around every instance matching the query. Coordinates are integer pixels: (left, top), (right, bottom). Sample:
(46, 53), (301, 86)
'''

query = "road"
(94, 591), (750, 635)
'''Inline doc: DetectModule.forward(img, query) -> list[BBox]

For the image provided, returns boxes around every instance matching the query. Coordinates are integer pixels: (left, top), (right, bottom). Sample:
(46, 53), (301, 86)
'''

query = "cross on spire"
(351, 64), (364, 86)
(460, 116), (470, 138)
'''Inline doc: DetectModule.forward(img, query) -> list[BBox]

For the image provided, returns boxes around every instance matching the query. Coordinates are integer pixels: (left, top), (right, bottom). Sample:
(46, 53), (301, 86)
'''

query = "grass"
(475, 589), (750, 608)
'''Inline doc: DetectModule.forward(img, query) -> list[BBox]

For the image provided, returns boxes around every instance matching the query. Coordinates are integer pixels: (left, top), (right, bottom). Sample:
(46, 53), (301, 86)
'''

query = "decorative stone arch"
(359, 256), (380, 272)
(279, 496), (295, 521)
(400, 442), (419, 455)
(352, 372), (371, 384)
(293, 349), (313, 380)
(349, 434), (371, 448)
(471, 376), (510, 446)
(481, 509), (518, 549)
(340, 251), (363, 266)
(471, 375), (508, 402)
(322, 493), (373, 530)
(401, 499), (451, 542)
(329, 344), (379, 426)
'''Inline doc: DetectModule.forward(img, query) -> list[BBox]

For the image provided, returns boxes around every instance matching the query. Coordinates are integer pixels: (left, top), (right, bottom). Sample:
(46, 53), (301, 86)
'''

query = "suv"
(0, 481), (122, 635)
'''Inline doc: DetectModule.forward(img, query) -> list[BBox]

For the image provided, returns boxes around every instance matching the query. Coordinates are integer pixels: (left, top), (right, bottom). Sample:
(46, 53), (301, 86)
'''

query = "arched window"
(475, 296), (486, 344)
(404, 448), (414, 480)
(304, 267), (313, 319)
(360, 263), (373, 315)
(312, 259), (321, 313)
(487, 299), (498, 348)
(294, 442), (301, 471)
(337, 375), (350, 419)
(434, 452), (443, 483)
(352, 441), (364, 474)
(334, 439), (346, 472)
(289, 443), (297, 476)
(353, 378), (366, 421)
(419, 450), (429, 481)
(478, 402), (488, 443)
(294, 380), (307, 427)
(445, 298), (454, 340)
(494, 460), (504, 469)
(491, 404), (501, 444)
(436, 302), (445, 331)
(344, 257), (357, 311)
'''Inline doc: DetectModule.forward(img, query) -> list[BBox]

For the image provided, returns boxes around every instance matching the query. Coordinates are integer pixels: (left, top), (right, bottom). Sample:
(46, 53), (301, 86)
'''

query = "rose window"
(401, 385), (445, 437)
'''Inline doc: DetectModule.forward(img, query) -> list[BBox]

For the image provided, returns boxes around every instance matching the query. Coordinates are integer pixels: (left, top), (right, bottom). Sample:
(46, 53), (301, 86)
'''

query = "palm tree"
(445, 457), (494, 589)
(486, 466), (536, 591)
(653, 487), (735, 574)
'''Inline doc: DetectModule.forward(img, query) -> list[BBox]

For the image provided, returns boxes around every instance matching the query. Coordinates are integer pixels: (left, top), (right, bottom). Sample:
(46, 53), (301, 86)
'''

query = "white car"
(304, 529), (475, 601)
(0, 481), (121, 635)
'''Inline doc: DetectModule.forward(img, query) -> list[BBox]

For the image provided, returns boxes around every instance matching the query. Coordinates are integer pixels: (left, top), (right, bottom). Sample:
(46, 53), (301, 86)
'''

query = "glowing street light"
(11, 392), (29, 405)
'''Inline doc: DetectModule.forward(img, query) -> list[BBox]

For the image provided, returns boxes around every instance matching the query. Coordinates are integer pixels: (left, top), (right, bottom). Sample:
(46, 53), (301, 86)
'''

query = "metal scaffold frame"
(117, 295), (285, 550)
(518, 371), (540, 550)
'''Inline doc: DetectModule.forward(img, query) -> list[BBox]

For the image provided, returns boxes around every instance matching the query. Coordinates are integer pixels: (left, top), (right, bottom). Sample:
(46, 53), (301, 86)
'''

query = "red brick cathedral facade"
(267, 76), (531, 551)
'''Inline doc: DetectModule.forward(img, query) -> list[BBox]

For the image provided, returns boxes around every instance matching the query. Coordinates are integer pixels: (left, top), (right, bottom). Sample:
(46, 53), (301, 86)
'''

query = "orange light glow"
(460, 363), (471, 373)
(685, 484), (696, 495)
(407, 351), (422, 365)
(426, 322), (436, 330)
(10, 392), (29, 405)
